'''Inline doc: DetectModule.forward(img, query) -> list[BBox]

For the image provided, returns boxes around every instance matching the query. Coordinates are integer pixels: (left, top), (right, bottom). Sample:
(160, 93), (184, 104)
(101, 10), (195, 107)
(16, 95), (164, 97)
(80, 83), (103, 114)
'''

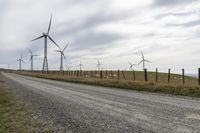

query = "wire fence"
(13, 68), (200, 86)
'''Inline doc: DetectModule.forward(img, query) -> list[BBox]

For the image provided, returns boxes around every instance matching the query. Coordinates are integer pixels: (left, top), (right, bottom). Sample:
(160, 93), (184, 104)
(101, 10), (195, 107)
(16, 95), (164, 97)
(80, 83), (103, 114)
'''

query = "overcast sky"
(0, 0), (200, 73)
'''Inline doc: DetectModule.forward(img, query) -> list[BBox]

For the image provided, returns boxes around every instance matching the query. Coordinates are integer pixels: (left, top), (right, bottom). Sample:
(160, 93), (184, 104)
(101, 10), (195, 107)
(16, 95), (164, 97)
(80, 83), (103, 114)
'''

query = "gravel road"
(1, 72), (200, 133)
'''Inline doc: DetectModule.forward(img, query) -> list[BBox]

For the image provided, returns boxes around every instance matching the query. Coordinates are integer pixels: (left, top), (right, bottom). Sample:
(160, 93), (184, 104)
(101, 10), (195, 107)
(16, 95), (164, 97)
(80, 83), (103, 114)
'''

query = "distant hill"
(186, 73), (198, 78)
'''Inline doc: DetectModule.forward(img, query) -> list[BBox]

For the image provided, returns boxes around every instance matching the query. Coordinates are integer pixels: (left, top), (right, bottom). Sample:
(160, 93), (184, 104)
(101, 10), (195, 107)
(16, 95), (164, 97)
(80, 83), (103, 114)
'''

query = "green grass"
(0, 80), (52, 133)
(16, 72), (200, 98)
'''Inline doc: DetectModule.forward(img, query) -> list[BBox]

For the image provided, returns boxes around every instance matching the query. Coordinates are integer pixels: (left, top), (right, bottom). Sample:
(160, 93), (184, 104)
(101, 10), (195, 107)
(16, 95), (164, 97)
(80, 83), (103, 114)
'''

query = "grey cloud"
(71, 31), (125, 51)
(153, 0), (197, 7)
(56, 9), (135, 38)
(166, 20), (200, 27)
(155, 12), (192, 19)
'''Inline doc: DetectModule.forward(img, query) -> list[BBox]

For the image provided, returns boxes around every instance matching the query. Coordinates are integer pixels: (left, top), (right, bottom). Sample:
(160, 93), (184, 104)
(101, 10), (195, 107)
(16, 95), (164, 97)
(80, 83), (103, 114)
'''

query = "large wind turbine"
(32, 14), (60, 72)
(28, 49), (39, 71)
(55, 43), (68, 71)
(16, 54), (25, 70)
(128, 62), (136, 70)
(97, 59), (103, 71)
(138, 51), (151, 70)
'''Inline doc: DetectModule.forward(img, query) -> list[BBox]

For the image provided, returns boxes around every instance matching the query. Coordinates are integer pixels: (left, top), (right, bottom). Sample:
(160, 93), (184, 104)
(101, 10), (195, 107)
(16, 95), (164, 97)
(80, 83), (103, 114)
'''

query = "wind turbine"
(138, 51), (151, 70)
(128, 62), (136, 70)
(78, 61), (83, 71)
(55, 43), (68, 71)
(97, 59), (103, 71)
(32, 14), (60, 72)
(28, 49), (39, 71)
(16, 54), (25, 70)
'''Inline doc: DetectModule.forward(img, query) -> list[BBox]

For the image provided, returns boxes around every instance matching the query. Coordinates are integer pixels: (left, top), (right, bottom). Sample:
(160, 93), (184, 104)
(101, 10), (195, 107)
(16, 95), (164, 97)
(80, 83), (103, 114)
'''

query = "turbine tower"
(28, 49), (39, 71)
(32, 14), (60, 72)
(55, 43), (68, 71)
(138, 51), (151, 70)
(97, 59), (103, 71)
(128, 62), (136, 70)
(16, 54), (25, 70)
(78, 61), (83, 71)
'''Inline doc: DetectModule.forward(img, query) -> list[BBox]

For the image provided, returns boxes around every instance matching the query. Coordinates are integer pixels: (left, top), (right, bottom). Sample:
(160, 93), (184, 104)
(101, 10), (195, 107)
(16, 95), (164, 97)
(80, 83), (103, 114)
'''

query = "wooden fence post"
(122, 70), (126, 80)
(133, 70), (135, 81)
(144, 69), (147, 82)
(182, 68), (185, 85)
(156, 68), (158, 83)
(198, 68), (200, 85)
(91, 71), (93, 78)
(168, 69), (171, 83)
(118, 69), (120, 80)
(94, 71), (96, 78)
(100, 70), (103, 80)
(111, 71), (114, 79)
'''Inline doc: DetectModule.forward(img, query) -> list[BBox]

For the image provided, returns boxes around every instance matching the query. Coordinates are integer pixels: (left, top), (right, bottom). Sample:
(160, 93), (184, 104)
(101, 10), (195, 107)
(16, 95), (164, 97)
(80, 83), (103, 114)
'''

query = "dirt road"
(2, 72), (200, 133)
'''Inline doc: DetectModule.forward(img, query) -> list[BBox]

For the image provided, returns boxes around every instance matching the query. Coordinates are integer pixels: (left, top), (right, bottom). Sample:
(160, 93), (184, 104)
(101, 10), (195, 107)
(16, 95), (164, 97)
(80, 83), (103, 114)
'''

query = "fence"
(17, 68), (200, 86)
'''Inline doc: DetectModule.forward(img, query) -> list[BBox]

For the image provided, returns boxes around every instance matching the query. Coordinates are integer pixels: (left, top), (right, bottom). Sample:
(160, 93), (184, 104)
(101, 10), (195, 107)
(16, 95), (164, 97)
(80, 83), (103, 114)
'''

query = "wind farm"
(1, 0), (200, 132)
(5, 15), (199, 87)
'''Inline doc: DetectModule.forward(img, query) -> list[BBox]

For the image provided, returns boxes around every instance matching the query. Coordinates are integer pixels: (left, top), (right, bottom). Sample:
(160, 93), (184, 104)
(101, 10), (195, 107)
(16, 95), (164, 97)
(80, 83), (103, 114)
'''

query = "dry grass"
(16, 71), (200, 98)
(0, 80), (52, 133)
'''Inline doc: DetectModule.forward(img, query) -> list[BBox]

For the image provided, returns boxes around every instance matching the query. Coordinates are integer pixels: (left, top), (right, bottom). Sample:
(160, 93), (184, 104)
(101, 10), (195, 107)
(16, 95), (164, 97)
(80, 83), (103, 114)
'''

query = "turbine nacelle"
(43, 32), (48, 36)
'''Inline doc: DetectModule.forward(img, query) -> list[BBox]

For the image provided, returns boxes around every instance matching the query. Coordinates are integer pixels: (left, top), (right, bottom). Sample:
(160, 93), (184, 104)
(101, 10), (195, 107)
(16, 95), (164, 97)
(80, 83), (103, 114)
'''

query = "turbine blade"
(63, 43), (69, 52)
(138, 60), (143, 65)
(128, 62), (132, 65)
(48, 35), (60, 49)
(28, 48), (32, 55)
(47, 14), (52, 35)
(54, 50), (61, 52)
(22, 60), (25, 63)
(62, 53), (67, 61)
(145, 60), (151, 63)
(141, 51), (144, 60)
(31, 35), (44, 41)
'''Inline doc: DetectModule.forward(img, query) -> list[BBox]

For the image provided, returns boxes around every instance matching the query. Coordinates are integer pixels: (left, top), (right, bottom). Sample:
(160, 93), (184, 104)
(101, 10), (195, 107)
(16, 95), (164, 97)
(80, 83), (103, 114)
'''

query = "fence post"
(133, 70), (135, 81)
(156, 68), (158, 83)
(144, 69), (147, 82)
(111, 71), (114, 79)
(118, 69), (120, 80)
(122, 70), (126, 80)
(91, 71), (93, 78)
(100, 70), (103, 80)
(182, 68), (185, 85)
(105, 70), (108, 79)
(198, 68), (200, 85)
(168, 69), (171, 83)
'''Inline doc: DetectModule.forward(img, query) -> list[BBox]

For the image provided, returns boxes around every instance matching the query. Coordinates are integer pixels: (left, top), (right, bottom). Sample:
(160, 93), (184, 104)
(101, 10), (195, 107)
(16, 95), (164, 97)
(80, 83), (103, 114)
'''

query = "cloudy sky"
(0, 0), (200, 73)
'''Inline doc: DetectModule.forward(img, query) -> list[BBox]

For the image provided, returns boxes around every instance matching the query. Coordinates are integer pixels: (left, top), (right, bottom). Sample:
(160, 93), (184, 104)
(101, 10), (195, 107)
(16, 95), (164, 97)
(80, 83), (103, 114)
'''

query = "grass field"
(16, 71), (200, 98)
(0, 80), (52, 133)
(27, 70), (198, 86)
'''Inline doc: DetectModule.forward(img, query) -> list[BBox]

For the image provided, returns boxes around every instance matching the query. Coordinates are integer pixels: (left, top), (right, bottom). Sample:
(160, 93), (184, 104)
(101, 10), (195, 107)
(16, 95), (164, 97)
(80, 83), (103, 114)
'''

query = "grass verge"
(0, 80), (52, 133)
(16, 72), (200, 98)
